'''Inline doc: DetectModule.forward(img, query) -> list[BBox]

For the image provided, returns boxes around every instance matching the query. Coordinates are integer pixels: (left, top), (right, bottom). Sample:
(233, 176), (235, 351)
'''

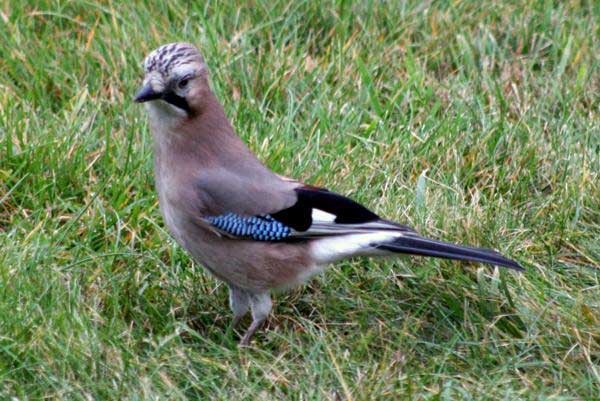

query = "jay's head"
(135, 43), (209, 119)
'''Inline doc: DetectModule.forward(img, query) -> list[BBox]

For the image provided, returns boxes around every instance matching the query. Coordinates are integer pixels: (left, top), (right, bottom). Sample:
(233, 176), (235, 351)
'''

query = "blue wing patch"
(206, 213), (292, 241)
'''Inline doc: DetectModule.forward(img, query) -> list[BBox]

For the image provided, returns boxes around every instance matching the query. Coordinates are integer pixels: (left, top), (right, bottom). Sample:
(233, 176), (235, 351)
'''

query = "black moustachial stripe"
(270, 187), (380, 232)
(162, 91), (191, 113)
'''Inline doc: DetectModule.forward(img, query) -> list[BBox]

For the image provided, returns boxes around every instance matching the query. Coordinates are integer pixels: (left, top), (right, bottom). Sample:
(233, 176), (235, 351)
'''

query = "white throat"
(146, 100), (187, 131)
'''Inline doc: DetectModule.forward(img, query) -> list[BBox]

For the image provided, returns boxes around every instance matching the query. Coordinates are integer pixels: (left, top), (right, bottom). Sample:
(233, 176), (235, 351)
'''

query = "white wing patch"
(311, 208), (337, 222)
(310, 232), (403, 264)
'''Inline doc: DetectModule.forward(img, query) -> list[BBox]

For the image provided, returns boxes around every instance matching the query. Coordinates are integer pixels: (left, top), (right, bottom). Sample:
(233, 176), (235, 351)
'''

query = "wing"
(200, 185), (523, 271)
(194, 169), (299, 217)
(203, 186), (414, 241)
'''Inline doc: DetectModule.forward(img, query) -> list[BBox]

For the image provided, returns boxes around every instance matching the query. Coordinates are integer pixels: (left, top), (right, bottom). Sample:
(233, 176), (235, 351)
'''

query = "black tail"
(376, 234), (523, 271)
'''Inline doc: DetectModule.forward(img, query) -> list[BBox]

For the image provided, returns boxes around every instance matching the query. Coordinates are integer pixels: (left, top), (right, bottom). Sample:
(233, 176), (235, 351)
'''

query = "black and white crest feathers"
(143, 42), (205, 77)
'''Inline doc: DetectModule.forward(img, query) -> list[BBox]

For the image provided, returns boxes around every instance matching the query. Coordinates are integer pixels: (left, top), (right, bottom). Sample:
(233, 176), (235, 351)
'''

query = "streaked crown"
(143, 42), (206, 77)
(135, 42), (211, 118)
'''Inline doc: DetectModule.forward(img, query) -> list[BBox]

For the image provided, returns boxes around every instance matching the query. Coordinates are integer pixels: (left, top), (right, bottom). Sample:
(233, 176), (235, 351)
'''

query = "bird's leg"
(228, 285), (250, 329)
(239, 292), (272, 347)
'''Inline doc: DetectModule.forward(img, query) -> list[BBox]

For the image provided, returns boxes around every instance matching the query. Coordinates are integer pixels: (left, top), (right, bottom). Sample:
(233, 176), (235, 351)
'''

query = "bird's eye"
(178, 78), (189, 89)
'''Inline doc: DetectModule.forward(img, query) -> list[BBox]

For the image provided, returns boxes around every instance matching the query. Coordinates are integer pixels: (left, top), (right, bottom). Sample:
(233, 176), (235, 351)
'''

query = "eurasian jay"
(134, 43), (522, 346)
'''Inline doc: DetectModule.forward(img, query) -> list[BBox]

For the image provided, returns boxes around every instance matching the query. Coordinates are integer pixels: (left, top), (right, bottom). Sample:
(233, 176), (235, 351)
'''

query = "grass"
(0, 0), (598, 399)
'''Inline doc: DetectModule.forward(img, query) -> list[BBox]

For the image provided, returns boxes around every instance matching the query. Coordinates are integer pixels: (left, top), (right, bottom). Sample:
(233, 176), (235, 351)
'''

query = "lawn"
(0, 0), (598, 399)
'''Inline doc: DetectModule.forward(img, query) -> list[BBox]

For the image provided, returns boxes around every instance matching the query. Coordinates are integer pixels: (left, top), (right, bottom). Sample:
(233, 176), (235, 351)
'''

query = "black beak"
(134, 84), (161, 103)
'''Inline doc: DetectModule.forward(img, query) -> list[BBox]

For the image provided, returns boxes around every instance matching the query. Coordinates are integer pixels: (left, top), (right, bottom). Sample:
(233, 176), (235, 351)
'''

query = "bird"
(134, 42), (523, 346)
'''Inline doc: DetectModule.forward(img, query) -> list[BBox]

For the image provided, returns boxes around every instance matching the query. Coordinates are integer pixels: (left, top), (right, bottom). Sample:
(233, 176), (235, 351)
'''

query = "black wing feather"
(270, 187), (380, 231)
(205, 186), (412, 241)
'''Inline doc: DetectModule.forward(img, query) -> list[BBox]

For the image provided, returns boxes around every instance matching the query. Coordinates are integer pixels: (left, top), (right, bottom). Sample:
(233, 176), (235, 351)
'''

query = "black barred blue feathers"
(206, 213), (292, 241)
